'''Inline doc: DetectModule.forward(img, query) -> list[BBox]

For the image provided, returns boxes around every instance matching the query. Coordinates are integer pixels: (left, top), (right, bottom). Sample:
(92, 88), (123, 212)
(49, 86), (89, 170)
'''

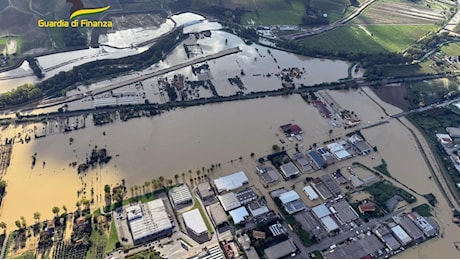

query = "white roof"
(321, 216), (339, 232)
(214, 171), (248, 193)
(280, 162), (300, 177)
(279, 190), (300, 204)
(303, 185), (319, 200)
(348, 135), (362, 144)
(436, 134), (453, 143)
(391, 225), (412, 244)
(334, 149), (351, 159)
(327, 142), (345, 153)
(183, 209), (207, 234)
(128, 199), (173, 242)
(312, 204), (331, 219)
(229, 206), (249, 224)
(218, 192), (241, 211)
(169, 184), (192, 205)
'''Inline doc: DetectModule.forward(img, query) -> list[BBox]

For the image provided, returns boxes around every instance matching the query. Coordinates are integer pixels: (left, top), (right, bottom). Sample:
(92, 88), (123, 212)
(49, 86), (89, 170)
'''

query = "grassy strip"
(178, 237), (193, 247)
(105, 220), (119, 254)
(412, 203), (432, 217)
(373, 159), (391, 177)
(310, 250), (324, 259)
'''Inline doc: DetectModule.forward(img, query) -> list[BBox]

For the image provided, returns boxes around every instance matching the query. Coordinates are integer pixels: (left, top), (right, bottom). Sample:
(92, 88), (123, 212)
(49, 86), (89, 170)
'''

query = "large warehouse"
(126, 199), (174, 245)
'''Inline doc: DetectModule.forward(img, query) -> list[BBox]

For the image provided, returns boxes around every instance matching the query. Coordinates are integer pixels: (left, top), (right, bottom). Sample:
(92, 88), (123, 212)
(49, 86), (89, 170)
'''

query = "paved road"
(283, 0), (377, 41)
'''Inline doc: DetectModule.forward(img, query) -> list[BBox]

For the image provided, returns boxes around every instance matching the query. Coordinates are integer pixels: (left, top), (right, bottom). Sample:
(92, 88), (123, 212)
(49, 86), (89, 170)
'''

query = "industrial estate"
(1, 0), (460, 259)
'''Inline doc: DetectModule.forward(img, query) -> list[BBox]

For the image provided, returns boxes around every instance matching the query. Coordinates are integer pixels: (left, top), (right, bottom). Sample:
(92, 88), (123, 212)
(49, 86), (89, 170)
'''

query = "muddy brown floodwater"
(1, 88), (459, 258)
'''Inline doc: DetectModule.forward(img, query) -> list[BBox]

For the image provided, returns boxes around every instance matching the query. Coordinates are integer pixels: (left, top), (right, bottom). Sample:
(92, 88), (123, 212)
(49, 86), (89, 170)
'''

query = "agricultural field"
(301, 24), (436, 54)
(240, 0), (306, 25)
(441, 42), (460, 56)
(355, 0), (447, 24)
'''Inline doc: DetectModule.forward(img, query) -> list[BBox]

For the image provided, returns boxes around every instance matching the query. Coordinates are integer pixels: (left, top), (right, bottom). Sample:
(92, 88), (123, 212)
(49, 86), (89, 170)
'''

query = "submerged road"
(31, 47), (241, 110)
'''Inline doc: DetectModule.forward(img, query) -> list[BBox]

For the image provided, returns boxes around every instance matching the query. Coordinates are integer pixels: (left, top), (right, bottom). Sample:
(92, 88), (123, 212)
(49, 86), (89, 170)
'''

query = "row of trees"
(0, 84), (42, 107)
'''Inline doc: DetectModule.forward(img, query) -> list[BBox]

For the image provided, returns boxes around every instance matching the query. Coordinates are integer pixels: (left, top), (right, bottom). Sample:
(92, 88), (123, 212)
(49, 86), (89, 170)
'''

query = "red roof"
(358, 202), (376, 213)
(290, 124), (302, 134)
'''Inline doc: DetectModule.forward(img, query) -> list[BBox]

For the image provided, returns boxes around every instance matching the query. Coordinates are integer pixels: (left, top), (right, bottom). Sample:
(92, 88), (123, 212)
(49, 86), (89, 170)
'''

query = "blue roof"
(308, 150), (325, 167)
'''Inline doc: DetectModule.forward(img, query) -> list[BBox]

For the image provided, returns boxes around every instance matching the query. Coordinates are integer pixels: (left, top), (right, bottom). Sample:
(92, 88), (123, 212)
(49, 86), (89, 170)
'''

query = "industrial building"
(218, 192), (241, 211)
(303, 185), (319, 200)
(407, 212), (437, 237)
(247, 199), (270, 217)
(235, 188), (258, 205)
(308, 150), (326, 168)
(168, 184), (192, 206)
(312, 204), (331, 218)
(327, 141), (352, 161)
(207, 203), (228, 228)
(256, 165), (280, 185)
(436, 133), (454, 146)
(320, 174), (342, 196)
(229, 206), (249, 224)
(394, 215), (425, 243)
(293, 152), (313, 172)
(278, 190), (306, 214)
(264, 239), (297, 259)
(328, 199), (359, 224)
(279, 162), (300, 179)
(197, 182), (215, 201)
(269, 223), (286, 237)
(374, 226), (401, 251)
(126, 199), (174, 245)
(325, 234), (385, 259)
(214, 171), (248, 193)
(349, 135), (373, 155)
(183, 209), (210, 243)
(390, 225), (412, 245)
(311, 178), (333, 200)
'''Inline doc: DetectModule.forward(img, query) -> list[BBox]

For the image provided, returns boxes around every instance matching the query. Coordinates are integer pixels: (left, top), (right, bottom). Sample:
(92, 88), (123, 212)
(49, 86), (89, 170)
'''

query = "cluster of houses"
(436, 126), (460, 177)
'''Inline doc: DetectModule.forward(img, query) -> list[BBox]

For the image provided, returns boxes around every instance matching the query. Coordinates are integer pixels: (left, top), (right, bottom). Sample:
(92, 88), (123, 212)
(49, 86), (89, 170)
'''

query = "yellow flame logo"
(70, 5), (110, 20)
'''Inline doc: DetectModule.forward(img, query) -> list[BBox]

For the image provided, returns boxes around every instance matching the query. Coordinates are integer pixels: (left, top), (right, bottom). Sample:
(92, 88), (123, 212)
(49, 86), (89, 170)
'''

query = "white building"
(327, 141), (352, 160)
(169, 184), (192, 206)
(214, 171), (249, 193)
(279, 162), (300, 178)
(218, 192), (241, 211)
(391, 225), (412, 245)
(127, 199), (174, 244)
(229, 206), (249, 224)
(183, 209), (209, 243)
(303, 185), (319, 200)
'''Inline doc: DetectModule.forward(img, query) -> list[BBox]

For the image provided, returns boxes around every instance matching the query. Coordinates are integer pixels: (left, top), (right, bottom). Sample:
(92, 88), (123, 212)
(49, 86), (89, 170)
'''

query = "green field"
(241, 0), (305, 25)
(311, 0), (349, 22)
(105, 220), (119, 254)
(0, 36), (22, 55)
(441, 42), (460, 56)
(301, 24), (437, 54)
